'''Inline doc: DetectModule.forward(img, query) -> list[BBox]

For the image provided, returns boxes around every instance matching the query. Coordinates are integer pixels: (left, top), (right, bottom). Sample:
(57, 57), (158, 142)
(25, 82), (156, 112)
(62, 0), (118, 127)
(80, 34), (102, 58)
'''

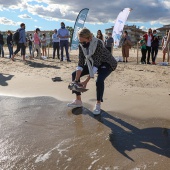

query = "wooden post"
(137, 42), (139, 64)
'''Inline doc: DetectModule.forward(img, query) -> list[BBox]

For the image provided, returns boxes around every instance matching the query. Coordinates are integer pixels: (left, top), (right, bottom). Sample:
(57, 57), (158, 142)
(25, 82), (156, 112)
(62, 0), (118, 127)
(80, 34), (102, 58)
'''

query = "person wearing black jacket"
(151, 30), (159, 64)
(7, 30), (13, 58)
(0, 31), (4, 57)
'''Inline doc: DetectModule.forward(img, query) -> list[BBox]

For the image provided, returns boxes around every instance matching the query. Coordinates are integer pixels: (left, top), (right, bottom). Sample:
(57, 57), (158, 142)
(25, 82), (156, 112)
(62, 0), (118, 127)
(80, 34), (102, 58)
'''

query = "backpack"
(13, 29), (20, 43)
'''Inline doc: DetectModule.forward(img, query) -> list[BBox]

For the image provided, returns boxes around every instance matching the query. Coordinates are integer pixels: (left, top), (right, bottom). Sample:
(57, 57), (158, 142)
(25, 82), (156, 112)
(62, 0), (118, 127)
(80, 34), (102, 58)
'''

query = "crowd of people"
(0, 23), (170, 115)
(139, 28), (169, 64)
(0, 24), (169, 64)
(95, 28), (170, 64)
(0, 22), (71, 62)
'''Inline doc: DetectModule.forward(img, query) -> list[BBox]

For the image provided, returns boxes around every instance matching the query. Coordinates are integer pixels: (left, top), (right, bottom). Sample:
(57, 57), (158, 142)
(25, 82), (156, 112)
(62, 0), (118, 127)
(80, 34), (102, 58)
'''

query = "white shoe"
(93, 104), (101, 115)
(67, 100), (82, 108)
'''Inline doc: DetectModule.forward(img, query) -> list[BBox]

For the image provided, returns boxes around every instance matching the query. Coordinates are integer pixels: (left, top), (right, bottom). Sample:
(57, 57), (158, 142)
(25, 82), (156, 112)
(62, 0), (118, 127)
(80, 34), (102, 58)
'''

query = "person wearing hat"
(11, 23), (26, 61)
(52, 29), (60, 59)
(57, 22), (71, 62)
(30, 28), (41, 59)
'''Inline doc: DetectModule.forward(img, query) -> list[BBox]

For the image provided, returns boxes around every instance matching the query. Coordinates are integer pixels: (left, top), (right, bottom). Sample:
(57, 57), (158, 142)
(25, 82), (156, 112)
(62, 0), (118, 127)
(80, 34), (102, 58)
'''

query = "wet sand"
(0, 47), (170, 169)
(0, 96), (169, 170)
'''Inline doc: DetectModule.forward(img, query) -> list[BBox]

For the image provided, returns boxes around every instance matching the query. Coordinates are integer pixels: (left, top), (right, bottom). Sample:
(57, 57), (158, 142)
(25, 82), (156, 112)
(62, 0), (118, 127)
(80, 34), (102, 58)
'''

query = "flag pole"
(70, 8), (89, 51)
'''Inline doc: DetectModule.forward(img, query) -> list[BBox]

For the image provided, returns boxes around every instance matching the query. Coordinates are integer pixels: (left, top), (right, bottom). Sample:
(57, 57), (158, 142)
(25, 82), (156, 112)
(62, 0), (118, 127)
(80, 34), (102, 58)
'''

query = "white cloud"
(18, 14), (32, 19)
(0, 17), (21, 26)
(34, 25), (42, 28)
(140, 26), (147, 31)
(162, 0), (170, 9)
(0, 0), (170, 25)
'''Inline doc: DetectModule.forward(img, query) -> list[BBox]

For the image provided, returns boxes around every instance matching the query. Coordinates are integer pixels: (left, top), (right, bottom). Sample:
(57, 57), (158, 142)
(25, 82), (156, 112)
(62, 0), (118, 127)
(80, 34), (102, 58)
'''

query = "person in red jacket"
(143, 28), (153, 64)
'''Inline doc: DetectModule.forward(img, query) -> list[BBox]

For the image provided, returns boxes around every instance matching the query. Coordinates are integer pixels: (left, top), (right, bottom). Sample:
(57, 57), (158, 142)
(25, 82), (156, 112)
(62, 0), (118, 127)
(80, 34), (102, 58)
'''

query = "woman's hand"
(163, 46), (168, 53)
(80, 81), (88, 89)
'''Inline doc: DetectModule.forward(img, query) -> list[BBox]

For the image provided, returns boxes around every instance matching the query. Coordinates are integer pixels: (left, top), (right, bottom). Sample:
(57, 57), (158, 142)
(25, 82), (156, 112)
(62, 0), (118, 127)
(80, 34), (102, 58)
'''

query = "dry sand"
(0, 46), (170, 169)
(0, 46), (170, 120)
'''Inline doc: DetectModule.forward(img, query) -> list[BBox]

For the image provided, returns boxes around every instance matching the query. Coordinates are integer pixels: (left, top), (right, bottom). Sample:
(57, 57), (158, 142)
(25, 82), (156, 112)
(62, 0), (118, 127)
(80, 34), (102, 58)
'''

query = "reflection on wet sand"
(0, 96), (169, 170)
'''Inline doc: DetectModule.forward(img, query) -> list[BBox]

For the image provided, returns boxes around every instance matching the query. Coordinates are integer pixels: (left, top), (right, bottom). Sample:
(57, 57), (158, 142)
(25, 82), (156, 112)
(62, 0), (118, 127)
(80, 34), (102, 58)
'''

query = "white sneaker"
(93, 104), (101, 115)
(67, 100), (82, 108)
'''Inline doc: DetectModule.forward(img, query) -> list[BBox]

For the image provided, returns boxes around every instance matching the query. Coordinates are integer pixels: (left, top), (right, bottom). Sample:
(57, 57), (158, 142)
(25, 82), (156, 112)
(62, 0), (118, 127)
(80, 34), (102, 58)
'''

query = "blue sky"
(0, 0), (169, 35)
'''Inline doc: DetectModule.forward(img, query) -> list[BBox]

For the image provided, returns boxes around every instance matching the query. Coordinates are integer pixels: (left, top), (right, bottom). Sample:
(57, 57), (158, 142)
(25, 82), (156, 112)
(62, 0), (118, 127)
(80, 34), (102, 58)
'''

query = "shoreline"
(0, 48), (170, 121)
(0, 72), (170, 121)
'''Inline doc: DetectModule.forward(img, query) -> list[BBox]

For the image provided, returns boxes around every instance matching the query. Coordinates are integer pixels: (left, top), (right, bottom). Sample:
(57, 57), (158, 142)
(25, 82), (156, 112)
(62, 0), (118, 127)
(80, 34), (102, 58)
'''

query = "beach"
(0, 46), (170, 169)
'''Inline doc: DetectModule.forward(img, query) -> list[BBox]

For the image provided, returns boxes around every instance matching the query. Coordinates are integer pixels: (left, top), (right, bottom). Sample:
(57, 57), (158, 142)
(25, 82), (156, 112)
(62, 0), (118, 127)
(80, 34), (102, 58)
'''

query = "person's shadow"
(0, 73), (14, 86)
(71, 107), (170, 162)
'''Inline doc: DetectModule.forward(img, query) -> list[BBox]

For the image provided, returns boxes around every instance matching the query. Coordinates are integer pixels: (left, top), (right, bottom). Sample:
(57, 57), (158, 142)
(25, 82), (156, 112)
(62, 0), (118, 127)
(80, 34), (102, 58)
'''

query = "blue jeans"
(72, 63), (112, 102)
(0, 44), (4, 57)
(60, 40), (69, 60)
(53, 42), (60, 59)
(29, 45), (32, 55)
(151, 46), (158, 62)
(7, 44), (13, 58)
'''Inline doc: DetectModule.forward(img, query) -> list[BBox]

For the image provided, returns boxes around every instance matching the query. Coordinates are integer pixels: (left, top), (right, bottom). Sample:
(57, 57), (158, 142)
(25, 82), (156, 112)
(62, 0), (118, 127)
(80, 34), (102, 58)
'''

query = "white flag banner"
(112, 8), (132, 48)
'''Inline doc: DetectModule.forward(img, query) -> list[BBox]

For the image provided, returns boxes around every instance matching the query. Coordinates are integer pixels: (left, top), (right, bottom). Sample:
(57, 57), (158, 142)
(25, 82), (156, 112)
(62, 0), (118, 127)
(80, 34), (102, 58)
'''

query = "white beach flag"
(112, 8), (132, 48)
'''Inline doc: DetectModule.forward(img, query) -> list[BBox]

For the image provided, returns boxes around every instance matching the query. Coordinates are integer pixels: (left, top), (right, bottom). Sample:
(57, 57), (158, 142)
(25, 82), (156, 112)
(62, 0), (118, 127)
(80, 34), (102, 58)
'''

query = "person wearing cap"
(30, 28), (41, 59)
(11, 23), (27, 61)
(52, 29), (60, 59)
(57, 22), (71, 62)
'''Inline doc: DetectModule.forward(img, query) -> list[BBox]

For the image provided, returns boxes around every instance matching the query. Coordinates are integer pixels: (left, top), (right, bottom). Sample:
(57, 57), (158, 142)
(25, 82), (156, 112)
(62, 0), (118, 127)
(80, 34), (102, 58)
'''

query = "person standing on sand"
(57, 22), (71, 62)
(11, 23), (27, 61)
(121, 31), (131, 62)
(96, 30), (104, 42)
(30, 28), (41, 59)
(28, 34), (34, 55)
(151, 30), (159, 65)
(0, 31), (4, 58)
(105, 32), (114, 53)
(52, 29), (60, 59)
(162, 30), (169, 62)
(143, 28), (153, 64)
(41, 33), (47, 56)
(139, 36), (147, 64)
(6, 30), (13, 59)
(67, 28), (117, 115)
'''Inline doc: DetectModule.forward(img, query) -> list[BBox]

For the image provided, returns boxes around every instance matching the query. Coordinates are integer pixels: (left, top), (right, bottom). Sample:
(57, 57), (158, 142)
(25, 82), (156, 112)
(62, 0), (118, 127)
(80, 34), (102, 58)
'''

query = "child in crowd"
(41, 33), (47, 56)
